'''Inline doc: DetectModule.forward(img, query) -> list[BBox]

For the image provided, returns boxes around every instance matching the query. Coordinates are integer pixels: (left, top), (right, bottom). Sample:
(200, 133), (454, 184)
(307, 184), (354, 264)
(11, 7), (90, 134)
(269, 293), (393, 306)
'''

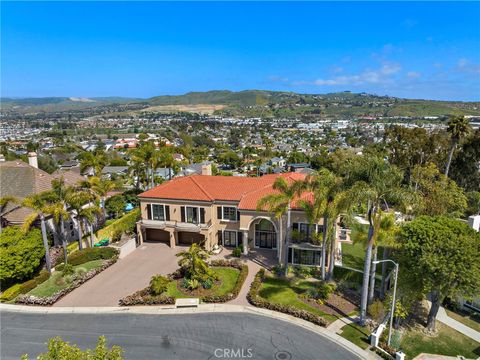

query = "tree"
(410, 163), (467, 217)
(176, 243), (214, 281)
(444, 115), (472, 177)
(22, 335), (123, 360)
(105, 195), (126, 218)
(297, 169), (345, 280)
(257, 176), (303, 276)
(344, 156), (410, 325)
(81, 176), (116, 218)
(450, 129), (480, 191)
(66, 190), (101, 250)
(0, 226), (45, 286)
(79, 151), (107, 176)
(398, 216), (480, 331)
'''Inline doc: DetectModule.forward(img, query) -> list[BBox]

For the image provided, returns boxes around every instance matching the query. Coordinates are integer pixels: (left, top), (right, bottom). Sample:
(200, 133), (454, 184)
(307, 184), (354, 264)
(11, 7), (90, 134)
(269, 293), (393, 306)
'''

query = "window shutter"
(165, 206), (170, 221)
(288, 247), (293, 263)
(237, 209), (241, 221)
(218, 230), (223, 244)
(292, 223), (299, 231)
(200, 208), (205, 224)
(217, 206), (222, 220)
(147, 204), (152, 220)
(237, 231), (243, 247)
(180, 206), (185, 222)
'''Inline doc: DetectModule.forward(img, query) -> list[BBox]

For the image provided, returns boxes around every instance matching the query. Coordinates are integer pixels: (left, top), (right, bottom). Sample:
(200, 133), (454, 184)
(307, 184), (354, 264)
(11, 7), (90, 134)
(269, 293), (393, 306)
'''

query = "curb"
(1, 303), (375, 359)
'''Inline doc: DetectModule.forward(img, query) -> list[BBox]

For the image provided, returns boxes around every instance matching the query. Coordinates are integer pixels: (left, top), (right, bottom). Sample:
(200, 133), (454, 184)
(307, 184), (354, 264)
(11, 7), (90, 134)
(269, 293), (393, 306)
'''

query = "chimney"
(201, 163), (212, 176)
(0, 154), (5, 162)
(28, 152), (38, 168)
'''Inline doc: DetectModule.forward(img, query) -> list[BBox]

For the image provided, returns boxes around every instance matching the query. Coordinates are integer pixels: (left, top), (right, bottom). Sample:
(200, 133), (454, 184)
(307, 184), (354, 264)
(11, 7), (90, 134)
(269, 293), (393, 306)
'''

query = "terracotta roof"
(139, 173), (308, 210)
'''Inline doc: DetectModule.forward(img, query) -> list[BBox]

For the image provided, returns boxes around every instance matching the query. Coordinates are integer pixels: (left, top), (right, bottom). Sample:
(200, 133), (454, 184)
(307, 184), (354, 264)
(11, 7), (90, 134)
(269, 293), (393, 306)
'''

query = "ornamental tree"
(0, 226), (46, 286)
(398, 216), (480, 331)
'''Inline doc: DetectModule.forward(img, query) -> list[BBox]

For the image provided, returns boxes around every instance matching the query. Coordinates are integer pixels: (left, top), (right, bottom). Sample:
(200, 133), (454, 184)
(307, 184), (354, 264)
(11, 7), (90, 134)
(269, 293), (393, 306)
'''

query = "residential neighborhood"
(1, 1), (480, 360)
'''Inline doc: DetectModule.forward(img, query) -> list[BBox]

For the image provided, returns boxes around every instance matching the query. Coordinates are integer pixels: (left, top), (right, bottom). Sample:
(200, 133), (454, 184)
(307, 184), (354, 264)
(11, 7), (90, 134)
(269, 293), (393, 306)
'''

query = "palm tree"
(0, 196), (18, 234)
(21, 193), (55, 273)
(297, 169), (344, 280)
(349, 211), (399, 302)
(175, 243), (211, 279)
(66, 190), (101, 250)
(445, 115), (472, 177)
(345, 157), (408, 325)
(79, 151), (107, 176)
(257, 176), (304, 276)
(81, 176), (115, 219)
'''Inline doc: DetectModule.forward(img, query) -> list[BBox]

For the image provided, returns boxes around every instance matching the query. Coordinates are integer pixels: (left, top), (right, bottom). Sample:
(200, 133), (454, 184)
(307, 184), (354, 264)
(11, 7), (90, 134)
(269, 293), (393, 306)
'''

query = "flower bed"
(16, 257), (118, 306)
(119, 260), (248, 306)
(247, 269), (328, 327)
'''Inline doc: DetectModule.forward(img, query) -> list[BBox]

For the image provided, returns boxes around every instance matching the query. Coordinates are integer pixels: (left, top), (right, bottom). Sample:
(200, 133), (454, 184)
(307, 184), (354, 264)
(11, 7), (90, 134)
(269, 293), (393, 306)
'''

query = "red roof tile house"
(138, 173), (347, 267)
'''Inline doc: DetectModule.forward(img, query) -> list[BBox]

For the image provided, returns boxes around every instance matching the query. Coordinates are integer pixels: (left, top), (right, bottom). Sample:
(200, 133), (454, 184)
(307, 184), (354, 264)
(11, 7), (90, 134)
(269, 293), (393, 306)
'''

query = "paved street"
(1, 311), (361, 360)
(55, 242), (182, 307)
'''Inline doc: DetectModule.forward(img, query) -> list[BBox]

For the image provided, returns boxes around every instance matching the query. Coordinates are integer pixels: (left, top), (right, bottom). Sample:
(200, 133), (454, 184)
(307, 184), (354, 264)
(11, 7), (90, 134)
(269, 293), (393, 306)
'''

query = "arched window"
(255, 219), (276, 249)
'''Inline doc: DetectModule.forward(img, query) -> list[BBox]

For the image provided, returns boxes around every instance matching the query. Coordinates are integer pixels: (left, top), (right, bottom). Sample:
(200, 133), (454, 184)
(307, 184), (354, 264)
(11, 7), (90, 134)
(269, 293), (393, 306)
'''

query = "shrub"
(232, 246), (242, 258)
(62, 263), (74, 276)
(186, 278), (200, 290)
(272, 265), (285, 277)
(34, 270), (50, 285)
(0, 283), (23, 302)
(292, 266), (319, 279)
(149, 275), (170, 295)
(368, 300), (386, 323)
(75, 268), (87, 278)
(201, 263), (248, 303)
(202, 278), (213, 289)
(20, 279), (38, 294)
(0, 226), (46, 287)
(55, 277), (66, 286)
(55, 263), (65, 271)
(67, 247), (119, 266)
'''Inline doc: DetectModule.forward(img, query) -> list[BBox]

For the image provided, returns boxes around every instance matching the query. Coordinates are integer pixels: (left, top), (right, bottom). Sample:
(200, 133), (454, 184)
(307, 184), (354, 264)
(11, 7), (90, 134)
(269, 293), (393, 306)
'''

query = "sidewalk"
(327, 315), (360, 333)
(436, 306), (480, 342)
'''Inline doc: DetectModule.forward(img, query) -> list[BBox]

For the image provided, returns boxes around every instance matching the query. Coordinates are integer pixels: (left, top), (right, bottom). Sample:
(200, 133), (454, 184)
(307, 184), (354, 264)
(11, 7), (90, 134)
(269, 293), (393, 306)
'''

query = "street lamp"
(372, 259), (399, 346)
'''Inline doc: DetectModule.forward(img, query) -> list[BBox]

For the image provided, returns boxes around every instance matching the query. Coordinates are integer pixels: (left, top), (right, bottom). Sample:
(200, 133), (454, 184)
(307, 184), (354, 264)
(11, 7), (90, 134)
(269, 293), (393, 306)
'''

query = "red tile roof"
(139, 173), (309, 210)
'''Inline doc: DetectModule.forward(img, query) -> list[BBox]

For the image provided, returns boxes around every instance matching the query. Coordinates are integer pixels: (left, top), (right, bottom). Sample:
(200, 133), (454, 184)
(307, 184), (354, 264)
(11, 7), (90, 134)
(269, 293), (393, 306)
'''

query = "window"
(290, 248), (322, 266)
(293, 222), (319, 242)
(181, 206), (205, 224)
(152, 204), (165, 221)
(217, 206), (238, 221)
(223, 230), (237, 247)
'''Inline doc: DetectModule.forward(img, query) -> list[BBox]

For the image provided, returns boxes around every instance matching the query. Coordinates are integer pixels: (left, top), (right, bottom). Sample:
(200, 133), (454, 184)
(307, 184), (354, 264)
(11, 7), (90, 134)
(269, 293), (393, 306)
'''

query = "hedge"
(0, 269), (51, 302)
(96, 209), (140, 243)
(247, 269), (328, 327)
(119, 260), (248, 306)
(63, 247), (119, 267)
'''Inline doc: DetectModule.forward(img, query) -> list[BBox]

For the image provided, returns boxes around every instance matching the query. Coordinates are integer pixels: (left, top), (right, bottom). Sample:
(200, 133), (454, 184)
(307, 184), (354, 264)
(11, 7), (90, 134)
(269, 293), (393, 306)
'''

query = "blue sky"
(2, 2), (479, 101)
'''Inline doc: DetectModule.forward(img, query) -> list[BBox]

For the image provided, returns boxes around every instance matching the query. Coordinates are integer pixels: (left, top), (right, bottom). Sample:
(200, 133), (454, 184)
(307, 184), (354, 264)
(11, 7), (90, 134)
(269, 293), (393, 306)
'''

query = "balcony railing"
(141, 219), (212, 232)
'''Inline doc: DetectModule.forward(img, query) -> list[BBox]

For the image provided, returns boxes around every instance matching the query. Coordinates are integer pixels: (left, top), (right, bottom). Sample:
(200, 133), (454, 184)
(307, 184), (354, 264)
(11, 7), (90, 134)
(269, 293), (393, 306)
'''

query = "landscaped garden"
(120, 244), (248, 305)
(445, 308), (480, 333)
(14, 247), (119, 305)
(247, 266), (359, 327)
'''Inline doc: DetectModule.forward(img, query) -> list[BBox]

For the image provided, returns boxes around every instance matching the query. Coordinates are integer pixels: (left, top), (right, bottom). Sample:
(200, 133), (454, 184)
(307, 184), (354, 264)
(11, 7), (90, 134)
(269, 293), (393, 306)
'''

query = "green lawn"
(28, 260), (103, 298)
(165, 267), (240, 298)
(445, 309), (480, 333)
(400, 323), (480, 359)
(258, 277), (339, 323)
(341, 243), (366, 270)
(339, 322), (370, 349)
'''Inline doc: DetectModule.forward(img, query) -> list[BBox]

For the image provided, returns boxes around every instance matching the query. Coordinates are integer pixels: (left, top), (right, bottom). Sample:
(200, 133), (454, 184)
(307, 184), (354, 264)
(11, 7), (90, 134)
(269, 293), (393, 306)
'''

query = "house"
(286, 163), (311, 172)
(136, 172), (344, 267)
(0, 153), (86, 245)
(101, 166), (129, 179)
(268, 157), (286, 168)
(177, 161), (213, 177)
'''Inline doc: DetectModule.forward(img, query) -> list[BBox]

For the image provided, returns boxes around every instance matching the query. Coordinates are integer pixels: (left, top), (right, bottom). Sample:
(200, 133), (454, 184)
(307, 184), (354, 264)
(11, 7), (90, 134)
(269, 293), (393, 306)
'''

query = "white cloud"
(457, 58), (480, 74)
(300, 62), (402, 87)
(407, 71), (421, 79)
(268, 75), (289, 83)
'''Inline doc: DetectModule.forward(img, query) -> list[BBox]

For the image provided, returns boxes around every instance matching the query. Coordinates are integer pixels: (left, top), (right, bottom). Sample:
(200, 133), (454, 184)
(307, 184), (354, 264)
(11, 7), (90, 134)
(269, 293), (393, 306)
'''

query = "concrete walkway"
(436, 306), (480, 342)
(327, 315), (360, 334)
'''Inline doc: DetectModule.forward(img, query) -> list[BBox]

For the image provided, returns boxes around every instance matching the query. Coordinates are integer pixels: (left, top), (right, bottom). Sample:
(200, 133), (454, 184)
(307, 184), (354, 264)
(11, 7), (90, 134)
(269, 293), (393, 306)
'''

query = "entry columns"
(242, 231), (248, 255)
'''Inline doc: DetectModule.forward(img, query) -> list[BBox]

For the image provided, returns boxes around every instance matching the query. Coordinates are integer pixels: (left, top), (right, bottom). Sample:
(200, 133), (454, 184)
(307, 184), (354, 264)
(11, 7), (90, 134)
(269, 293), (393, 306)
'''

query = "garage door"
(177, 232), (204, 246)
(145, 229), (170, 244)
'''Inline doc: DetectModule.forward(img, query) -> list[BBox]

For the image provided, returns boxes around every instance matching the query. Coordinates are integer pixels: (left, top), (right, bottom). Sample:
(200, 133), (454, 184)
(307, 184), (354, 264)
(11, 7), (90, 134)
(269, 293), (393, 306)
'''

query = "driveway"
(54, 242), (182, 307)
